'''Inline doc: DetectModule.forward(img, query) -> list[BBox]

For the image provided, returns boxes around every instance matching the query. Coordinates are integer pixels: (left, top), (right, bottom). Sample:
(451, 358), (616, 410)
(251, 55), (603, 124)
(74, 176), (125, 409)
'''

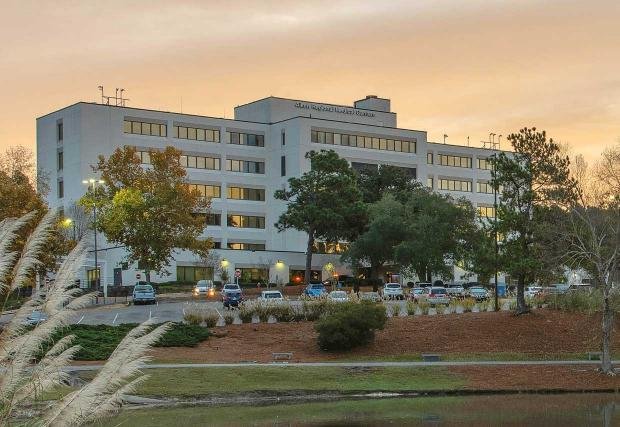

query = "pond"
(99, 393), (620, 426)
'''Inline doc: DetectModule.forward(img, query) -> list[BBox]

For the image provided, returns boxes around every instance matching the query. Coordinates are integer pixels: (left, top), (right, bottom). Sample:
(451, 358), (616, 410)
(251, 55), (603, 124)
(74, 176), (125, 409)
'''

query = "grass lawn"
(116, 366), (465, 397)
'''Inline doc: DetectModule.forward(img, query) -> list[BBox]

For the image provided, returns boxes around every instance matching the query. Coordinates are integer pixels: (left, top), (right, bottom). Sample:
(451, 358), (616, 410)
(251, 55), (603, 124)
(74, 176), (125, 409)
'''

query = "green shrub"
(43, 323), (210, 361)
(204, 312), (220, 327)
(406, 301), (416, 315)
(239, 305), (254, 323)
(388, 303), (401, 317)
(436, 304), (446, 315)
(315, 302), (387, 351)
(418, 301), (430, 315)
(223, 313), (235, 325)
(270, 305), (295, 322)
(461, 298), (476, 312)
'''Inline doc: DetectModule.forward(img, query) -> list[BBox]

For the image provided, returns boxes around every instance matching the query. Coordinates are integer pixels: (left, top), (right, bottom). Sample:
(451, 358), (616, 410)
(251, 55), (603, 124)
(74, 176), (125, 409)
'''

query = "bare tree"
(64, 202), (92, 241)
(563, 153), (619, 375)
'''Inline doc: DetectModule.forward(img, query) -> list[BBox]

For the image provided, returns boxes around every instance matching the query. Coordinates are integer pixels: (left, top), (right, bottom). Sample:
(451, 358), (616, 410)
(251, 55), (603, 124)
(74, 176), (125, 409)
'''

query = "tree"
(394, 189), (478, 281)
(274, 150), (365, 284)
(356, 164), (419, 204)
(460, 218), (497, 287)
(343, 194), (406, 280)
(562, 151), (619, 375)
(83, 146), (211, 284)
(492, 128), (578, 313)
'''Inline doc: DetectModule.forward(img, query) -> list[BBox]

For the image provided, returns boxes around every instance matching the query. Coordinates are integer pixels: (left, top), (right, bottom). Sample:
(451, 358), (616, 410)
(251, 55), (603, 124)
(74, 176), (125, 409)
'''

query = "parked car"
(524, 286), (543, 298)
(359, 291), (382, 302)
(328, 290), (349, 302)
(446, 284), (466, 298)
(24, 310), (47, 326)
(222, 290), (243, 309)
(133, 284), (157, 305)
(303, 283), (327, 298)
(415, 282), (432, 288)
(567, 283), (594, 293)
(382, 283), (405, 300)
(409, 287), (426, 302)
(468, 286), (490, 301)
(221, 283), (242, 296)
(260, 290), (284, 301)
(426, 287), (450, 305)
(193, 280), (216, 297)
(549, 283), (571, 294)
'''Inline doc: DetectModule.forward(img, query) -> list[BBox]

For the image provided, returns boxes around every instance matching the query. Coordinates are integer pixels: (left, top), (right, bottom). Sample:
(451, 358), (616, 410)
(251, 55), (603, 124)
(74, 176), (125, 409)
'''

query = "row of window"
(173, 125), (220, 142)
(137, 151), (265, 175)
(438, 178), (472, 192)
(230, 132), (265, 147)
(438, 154), (472, 169)
(227, 214), (265, 229)
(311, 130), (416, 154)
(188, 183), (221, 198)
(428, 153), (494, 171)
(124, 120), (167, 137)
(477, 206), (496, 218)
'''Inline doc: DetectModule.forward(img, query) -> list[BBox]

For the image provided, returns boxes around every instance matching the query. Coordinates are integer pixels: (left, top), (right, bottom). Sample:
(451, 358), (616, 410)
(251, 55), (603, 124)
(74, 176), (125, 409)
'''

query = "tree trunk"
(304, 230), (315, 284)
(516, 275), (528, 314)
(145, 270), (151, 285)
(601, 287), (615, 375)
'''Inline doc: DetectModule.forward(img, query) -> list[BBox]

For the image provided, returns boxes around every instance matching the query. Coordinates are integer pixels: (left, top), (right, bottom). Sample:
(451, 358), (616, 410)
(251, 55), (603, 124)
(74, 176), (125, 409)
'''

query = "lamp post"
(491, 138), (500, 311)
(83, 178), (105, 297)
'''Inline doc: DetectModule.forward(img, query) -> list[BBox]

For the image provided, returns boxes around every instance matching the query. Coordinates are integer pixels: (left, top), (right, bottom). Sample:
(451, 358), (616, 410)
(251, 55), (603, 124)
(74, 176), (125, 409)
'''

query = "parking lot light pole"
(83, 178), (105, 298)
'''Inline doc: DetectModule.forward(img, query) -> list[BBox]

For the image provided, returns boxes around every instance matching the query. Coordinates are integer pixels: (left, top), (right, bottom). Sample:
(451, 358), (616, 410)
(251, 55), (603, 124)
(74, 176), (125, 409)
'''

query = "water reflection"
(101, 393), (620, 426)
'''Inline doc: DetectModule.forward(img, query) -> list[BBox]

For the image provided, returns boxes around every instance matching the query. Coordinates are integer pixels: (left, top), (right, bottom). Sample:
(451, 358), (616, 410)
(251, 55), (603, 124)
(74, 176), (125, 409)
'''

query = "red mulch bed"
(152, 309), (619, 363)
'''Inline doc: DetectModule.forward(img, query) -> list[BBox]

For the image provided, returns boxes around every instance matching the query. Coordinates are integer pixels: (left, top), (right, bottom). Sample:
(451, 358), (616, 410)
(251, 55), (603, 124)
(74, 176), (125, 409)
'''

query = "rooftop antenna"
(467, 136), (470, 147)
(443, 134), (448, 144)
(98, 85), (104, 104)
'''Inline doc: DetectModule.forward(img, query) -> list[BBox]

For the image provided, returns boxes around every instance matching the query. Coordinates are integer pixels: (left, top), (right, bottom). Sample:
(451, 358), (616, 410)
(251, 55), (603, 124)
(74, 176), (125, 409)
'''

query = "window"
(427, 177), (433, 189)
(438, 154), (472, 168)
(188, 183), (221, 198)
(312, 242), (350, 254)
(438, 178), (472, 192)
(57, 121), (63, 142)
(57, 179), (64, 198)
(227, 242), (266, 251)
(227, 187), (265, 201)
(57, 151), (63, 171)
(476, 181), (494, 194)
(238, 268), (268, 283)
(228, 132), (264, 147)
(281, 156), (286, 177)
(227, 215), (265, 229)
(427, 152), (433, 164)
(123, 119), (167, 137)
(478, 158), (494, 170)
(180, 154), (220, 170)
(477, 206), (496, 218)
(226, 159), (265, 174)
(311, 130), (416, 153)
(176, 266), (213, 282)
(173, 125), (219, 142)
(205, 214), (221, 226)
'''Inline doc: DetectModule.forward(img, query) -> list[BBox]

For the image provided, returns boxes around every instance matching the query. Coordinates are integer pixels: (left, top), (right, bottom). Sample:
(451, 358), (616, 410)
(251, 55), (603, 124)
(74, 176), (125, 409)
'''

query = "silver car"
(382, 283), (405, 300)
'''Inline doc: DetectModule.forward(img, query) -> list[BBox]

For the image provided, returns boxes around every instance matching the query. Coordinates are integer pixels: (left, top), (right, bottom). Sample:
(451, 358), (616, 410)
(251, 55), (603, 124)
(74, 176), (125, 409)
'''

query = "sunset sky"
(1, 0), (619, 162)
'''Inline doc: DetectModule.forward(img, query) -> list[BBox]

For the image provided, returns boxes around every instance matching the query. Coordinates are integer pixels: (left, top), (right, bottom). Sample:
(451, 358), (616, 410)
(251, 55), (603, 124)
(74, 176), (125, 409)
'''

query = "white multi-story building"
(37, 95), (501, 288)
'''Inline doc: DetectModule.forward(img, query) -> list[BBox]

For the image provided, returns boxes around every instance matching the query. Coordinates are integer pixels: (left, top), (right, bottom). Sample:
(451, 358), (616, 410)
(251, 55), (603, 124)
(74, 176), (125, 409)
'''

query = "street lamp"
(62, 217), (76, 241)
(83, 178), (105, 296)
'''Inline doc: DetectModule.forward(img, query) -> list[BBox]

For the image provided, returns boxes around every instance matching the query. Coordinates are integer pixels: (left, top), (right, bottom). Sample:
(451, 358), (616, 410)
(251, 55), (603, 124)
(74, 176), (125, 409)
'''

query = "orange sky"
(1, 0), (619, 162)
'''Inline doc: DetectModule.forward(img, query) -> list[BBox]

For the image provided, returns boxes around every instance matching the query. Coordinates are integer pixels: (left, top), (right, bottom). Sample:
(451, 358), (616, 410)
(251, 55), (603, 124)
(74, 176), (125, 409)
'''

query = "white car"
(382, 283), (404, 300)
(328, 290), (349, 302)
(260, 290), (284, 301)
(446, 285), (466, 298)
(221, 283), (242, 296)
(524, 286), (543, 298)
(426, 287), (450, 305)
(193, 279), (216, 297)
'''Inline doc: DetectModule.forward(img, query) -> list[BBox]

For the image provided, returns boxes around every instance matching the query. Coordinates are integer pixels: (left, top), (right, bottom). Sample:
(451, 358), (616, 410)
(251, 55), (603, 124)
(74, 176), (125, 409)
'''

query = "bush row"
(43, 322), (210, 361)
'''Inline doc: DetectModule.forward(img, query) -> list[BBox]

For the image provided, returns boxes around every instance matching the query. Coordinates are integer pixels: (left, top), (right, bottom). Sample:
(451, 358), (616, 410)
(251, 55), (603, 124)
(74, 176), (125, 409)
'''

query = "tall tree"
(275, 150), (365, 284)
(492, 127), (578, 313)
(83, 146), (211, 284)
(356, 164), (419, 204)
(562, 151), (619, 375)
(343, 194), (406, 280)
(394, 189), (477, 281)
